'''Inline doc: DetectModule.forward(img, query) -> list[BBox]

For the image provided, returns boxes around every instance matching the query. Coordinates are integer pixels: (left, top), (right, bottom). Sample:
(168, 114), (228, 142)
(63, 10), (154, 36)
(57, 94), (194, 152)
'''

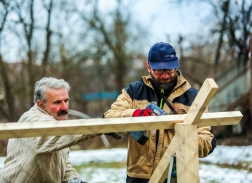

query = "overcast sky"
(2, 0), (213, 62)
(99, 0), (213, 49)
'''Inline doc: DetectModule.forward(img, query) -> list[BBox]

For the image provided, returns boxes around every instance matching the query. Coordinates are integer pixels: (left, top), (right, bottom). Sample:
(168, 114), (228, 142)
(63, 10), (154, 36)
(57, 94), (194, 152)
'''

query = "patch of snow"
(69, 148), (127, 166)
(1, 146), (251, 182)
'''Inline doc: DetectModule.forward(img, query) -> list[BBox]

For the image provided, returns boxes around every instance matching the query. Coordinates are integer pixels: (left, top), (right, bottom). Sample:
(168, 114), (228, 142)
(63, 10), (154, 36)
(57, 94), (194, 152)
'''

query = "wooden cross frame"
(0, 78), (242, 183)
(149, 78), (233, 183)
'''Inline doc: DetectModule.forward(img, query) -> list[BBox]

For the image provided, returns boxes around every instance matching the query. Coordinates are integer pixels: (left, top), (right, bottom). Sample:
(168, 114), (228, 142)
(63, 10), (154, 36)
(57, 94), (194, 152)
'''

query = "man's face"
(37, 88), (69, 120)
(146, 62), (177, 90)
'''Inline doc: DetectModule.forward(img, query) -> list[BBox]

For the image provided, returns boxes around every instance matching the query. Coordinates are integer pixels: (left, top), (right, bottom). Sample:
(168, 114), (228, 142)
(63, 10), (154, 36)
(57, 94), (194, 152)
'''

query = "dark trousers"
(126, 175), (168, 183)
(126, 175), (177, 183)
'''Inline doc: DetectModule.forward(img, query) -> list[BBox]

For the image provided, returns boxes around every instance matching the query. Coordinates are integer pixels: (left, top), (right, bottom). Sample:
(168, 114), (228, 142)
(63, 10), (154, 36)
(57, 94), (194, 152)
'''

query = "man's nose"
(60, 101), (68, 110)
(160, 71), (170, 78)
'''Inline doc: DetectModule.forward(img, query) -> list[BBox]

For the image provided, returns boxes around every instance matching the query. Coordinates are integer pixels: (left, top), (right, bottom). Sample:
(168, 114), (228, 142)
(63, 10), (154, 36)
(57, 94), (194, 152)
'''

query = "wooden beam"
(149, 137), (177, 183)
(149, 110), (242, 183)
(175, 123), (199, 183)
(150, 78), (229, 183)
(0, 111), (242, 139)
(197, 111), (242, 127)
(184, 78), (218, 125)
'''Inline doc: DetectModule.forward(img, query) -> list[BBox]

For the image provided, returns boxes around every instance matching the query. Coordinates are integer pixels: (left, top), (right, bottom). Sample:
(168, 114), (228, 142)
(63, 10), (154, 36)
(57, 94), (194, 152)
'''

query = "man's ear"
(145, 62), (151, 72)
(37, 100), (45, 109)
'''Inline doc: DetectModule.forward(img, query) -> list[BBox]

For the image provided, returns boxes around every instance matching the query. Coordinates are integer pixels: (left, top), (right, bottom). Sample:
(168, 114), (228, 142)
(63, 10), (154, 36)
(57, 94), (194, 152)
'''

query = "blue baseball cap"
(148, 42), (180, 70)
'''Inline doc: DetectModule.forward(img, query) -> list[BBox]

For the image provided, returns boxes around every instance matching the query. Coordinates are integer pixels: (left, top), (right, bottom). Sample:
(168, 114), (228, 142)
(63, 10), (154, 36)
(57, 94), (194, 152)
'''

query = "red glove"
(132, 108), (154, 117)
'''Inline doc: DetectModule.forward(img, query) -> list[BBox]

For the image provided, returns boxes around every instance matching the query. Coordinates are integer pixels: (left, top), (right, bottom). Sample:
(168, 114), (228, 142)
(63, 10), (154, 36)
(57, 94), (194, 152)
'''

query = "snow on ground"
(0, 146), (251, 182)
(69, 148), (127, 166)
(79, 167), (126, 183)
(201, 145), (252, 166)
(200, 164), (251, 183)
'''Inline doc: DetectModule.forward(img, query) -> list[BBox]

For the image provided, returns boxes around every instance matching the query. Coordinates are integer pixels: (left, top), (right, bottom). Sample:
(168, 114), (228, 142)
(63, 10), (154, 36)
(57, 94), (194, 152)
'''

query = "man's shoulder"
(125, 76), (151, 89)
(127, 79), (144, 87)
(123, 76), (155, 100)
(18, 105), (54, 123)
(178, 85), (198, 100)
(124, 77), (150, 92)
(173, 86), (198, 106)
(186, 87), (198, 95)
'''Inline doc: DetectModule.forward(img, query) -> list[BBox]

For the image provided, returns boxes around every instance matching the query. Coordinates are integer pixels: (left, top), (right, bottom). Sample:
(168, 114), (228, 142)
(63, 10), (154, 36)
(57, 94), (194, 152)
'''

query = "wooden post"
(184, 78), (218, 125)
(149, 78), (218, 183)
(175, 123), (199, 183)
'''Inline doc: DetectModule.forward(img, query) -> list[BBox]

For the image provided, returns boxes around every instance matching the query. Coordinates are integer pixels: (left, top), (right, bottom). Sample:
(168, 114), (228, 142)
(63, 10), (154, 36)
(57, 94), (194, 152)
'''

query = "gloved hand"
(132, 108), (154, 117)
(105, 132), (122, 139)
(68, 177), (87, 183)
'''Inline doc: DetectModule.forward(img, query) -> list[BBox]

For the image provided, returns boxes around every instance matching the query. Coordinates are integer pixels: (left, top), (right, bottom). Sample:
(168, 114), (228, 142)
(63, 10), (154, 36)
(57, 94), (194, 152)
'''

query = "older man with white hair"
(0, 77), (98, 183)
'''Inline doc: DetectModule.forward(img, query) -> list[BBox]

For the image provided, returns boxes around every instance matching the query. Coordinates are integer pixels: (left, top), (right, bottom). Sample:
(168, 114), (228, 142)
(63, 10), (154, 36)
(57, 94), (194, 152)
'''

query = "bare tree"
(204, 0), (252, 136)
(0, 0), (15, 121)
(0, 0), (149, 121)
(209, 0), (252, 67)
(228, 0), (252, 67)
(41, 0), (54, 75)
(14, 0), (36, 106)
(213, 0), (230, 66)
(77, 0), (138, 93)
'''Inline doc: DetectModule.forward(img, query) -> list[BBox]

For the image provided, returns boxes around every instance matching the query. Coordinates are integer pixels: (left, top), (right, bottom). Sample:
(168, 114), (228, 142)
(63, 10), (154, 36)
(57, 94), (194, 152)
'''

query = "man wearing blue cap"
(104, 42), (216, 183)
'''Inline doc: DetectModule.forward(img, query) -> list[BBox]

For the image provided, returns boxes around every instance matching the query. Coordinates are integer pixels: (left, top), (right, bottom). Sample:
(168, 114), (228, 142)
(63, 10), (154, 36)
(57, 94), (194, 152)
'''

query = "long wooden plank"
(0, 115), (182, 139)
(149, 137), (177, 183)
(197, 111), (243, 127)
(184, 78), (218, 125)
(0, 111), (242, 139)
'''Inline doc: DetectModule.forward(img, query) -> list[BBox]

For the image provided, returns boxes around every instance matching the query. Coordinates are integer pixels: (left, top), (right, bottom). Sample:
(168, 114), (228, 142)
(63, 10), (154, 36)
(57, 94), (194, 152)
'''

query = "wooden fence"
(0, 78), (242, 183)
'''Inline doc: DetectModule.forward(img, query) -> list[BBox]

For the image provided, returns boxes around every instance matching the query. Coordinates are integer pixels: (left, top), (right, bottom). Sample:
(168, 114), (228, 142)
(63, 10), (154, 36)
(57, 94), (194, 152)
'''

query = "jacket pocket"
(127, 154), (151, 174)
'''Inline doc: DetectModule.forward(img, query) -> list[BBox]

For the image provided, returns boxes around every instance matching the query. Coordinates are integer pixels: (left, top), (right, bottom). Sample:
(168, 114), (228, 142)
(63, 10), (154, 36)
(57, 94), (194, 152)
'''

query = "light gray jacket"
(0, 104), (95, 183)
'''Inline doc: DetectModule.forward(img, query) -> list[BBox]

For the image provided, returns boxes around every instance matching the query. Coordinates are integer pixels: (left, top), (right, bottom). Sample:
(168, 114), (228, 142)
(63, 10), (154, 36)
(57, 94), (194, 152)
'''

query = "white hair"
(33, 77), (70, 103)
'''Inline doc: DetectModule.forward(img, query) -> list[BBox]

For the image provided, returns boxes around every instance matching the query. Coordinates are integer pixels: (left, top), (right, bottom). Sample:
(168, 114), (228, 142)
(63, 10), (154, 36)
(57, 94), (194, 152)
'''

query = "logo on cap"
(165, 54), (175, 58)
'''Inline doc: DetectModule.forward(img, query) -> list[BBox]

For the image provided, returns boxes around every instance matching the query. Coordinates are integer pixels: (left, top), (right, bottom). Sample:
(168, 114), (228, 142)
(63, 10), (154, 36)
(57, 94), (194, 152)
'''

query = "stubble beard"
(150, 72), (178, 90)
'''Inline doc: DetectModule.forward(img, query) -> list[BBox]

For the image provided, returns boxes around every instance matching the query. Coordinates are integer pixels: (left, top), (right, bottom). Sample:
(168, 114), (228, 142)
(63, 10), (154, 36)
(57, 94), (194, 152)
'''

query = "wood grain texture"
(184, 78), (218, 125)
(175, 123), (199, 183)
(0, 111), (242, 139)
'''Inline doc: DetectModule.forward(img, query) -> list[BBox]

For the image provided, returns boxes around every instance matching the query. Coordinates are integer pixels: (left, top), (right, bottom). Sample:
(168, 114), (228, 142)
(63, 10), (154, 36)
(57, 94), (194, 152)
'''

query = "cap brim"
(150, 60), (179, 70)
